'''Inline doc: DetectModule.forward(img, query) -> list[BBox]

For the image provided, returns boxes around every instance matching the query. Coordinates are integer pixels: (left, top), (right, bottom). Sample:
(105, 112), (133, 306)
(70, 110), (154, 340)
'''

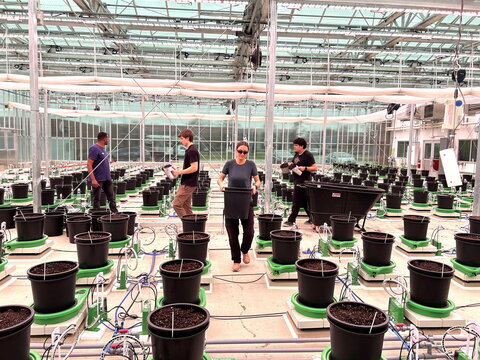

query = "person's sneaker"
(232, 263), (241, 272)
(242, 253), (251, 264)
(283, 221), (294, 227)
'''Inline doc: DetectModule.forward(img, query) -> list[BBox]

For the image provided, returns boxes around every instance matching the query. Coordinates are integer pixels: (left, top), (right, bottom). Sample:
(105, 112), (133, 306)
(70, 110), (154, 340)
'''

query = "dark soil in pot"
(14, 213), (45, 241)
(257, 214), (282, 240)
(27, 261), (78, 313)
(403, 215), (430, 241)
(148, 304), (210, 360)
(408, 259), (454, 308)
(296, 259), (338, 308)
(100, 214), (129, 241)
(75, 231), (111, 269)
(0, 305), (35, 360)
(327, 301), (388, 360)
(362, 232), (395, 267)
(180, 214), (208, 233)
(271, 230), (302, 265)
(330, 215), (357, 241)
(160, 259), (204, 305)
(454, 233), (480, 267)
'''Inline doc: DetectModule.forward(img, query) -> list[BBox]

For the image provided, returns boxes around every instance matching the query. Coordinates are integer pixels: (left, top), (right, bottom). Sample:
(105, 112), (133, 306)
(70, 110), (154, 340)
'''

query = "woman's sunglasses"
(237, 150), (249, 155)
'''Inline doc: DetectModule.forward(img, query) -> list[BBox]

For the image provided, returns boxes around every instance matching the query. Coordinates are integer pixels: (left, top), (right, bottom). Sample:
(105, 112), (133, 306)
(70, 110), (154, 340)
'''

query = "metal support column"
(407, 104), (415, 178)
(234, 100), (239, 146)
(140, 95), (146, 163)
(321, 100), (328, 171)
(472, 120), (480, 215)
(29, 0), (42, 212)
(264, 0), (277, 214)
(43, 89), (51, 179)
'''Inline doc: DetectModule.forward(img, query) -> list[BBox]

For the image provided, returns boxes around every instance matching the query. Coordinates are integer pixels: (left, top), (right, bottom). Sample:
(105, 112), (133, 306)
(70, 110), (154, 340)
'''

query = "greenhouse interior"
(1, 0), (480, 359)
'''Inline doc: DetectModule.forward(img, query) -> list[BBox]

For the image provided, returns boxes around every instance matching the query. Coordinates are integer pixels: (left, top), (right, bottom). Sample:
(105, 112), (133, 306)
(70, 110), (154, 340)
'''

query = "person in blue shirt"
(87, 132), (118, 212)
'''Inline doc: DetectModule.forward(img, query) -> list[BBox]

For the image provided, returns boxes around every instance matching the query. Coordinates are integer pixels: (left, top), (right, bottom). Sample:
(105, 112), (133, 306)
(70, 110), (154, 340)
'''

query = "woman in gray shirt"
(217, 141), (261, 272)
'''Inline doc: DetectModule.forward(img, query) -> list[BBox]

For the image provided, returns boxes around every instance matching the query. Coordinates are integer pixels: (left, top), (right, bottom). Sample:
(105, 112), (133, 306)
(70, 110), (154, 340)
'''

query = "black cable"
(212, 273), (265, 284)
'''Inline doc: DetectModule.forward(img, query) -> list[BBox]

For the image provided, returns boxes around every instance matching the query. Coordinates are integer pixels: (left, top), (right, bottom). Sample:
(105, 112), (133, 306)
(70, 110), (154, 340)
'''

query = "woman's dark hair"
(293, 137), (307, 149)
(235, 141), (250, 150)
(97, 132), (108, 141)
(178, 129), (194, 142)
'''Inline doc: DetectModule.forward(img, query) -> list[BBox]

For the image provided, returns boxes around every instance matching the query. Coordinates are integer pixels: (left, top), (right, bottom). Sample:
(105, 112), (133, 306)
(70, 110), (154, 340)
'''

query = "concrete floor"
(1, 170), (479, 359)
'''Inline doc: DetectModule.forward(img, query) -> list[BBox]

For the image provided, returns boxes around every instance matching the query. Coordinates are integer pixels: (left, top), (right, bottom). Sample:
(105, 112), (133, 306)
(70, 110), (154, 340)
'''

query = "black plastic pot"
(75, 231), (111, 269)
(49, 177), (62, 189)
(126, 178), (137, 190)
(160, 259), (204, 305)
(180, 214), (208, 233)
(142, 190), (159, 207)
(386, 193), (402, 209)
(115, 181), (127, 195)
(271, 230), (302, 265)
(0, 305), (35, 360)
(391, 185), (405, 194)
(330, 215), (357, 241)
(306, 182), (384, 226)
(56, 184), (73, 200)
(100, 214), (129, 241)
(469, 216), (480, 234)
(437, 194), (454, 209)
(0, 188), (4, 205)
(408, 259), (454, 308)
(412, 179), (424, 188)
(135, 176), (143, 188)
(224, 187), (251, 219)
(342, 175), (352, 183)
(257, 214), (283, 240)
(403, 215), (430, 241)
(421, 170), (430, 177)
(176, 232), (210, 265)
(14, 213), (45, 241)
(296, 259), (338, 308)
(118, 211), (137, 236)
(27, 261), (78, 313)
(192, 189), (208, 207)
(252, 191), (259, 206)
(352, 177), (363, 185)
(44, 211), (64, 237)
(377, 183), (389, 193)
(40, 188), (56, 206)
(413, 190), (429, 204)
(62, 175), (73, 185)
(0, 206), (18, 229)
(11, 183), (29, 199)
(66, 215), (92, 244)
(89, 209), (110, 231)
(15, 205), (33, 216)
(362, 232), (395, 267)
(454, 233), (480, 267)
(327, 301), (389, 360)
(426, 181), (439, 192)
(148, 303), (210, 360)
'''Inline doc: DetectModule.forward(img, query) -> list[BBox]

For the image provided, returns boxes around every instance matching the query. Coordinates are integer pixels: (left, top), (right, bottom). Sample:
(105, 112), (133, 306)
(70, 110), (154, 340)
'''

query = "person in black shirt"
(172, 129), (200, 217)
(283, 137), (317, 227)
